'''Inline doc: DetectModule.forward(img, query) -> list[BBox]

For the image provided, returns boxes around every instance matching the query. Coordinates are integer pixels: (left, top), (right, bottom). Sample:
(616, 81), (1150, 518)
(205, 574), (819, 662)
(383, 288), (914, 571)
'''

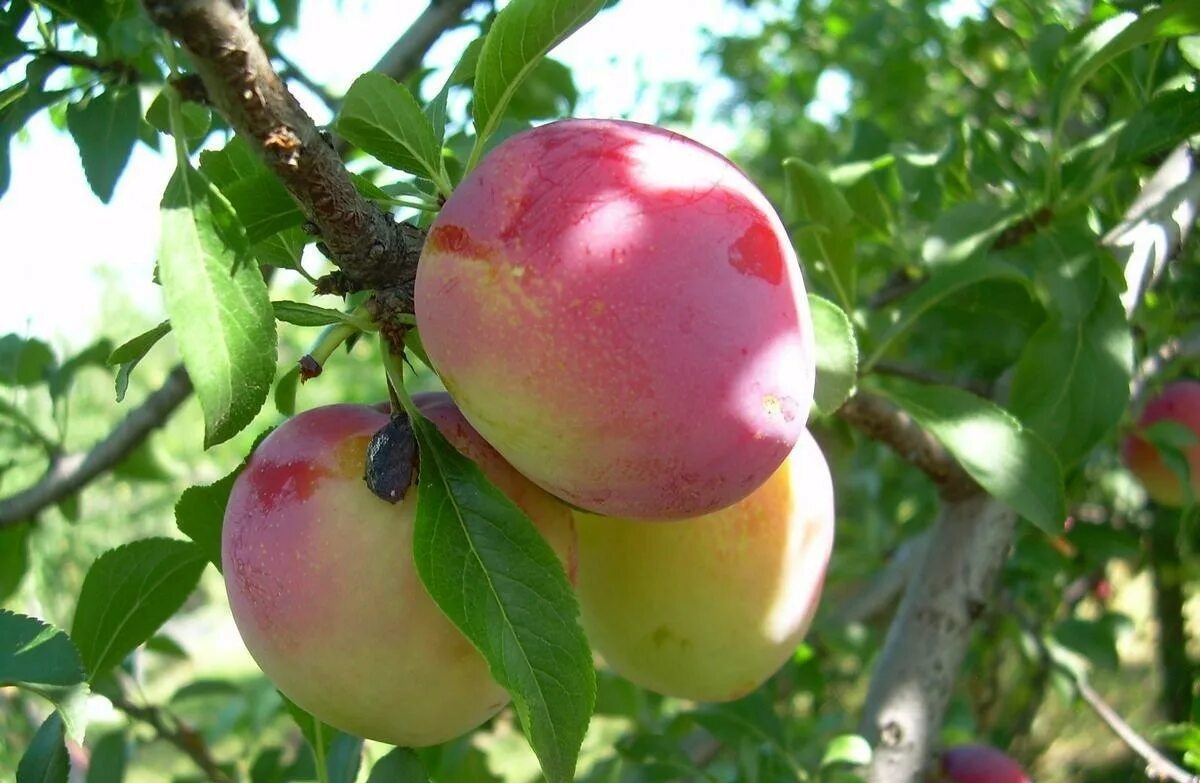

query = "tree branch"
(0, 366), (192, 528)
(837, 390), (976, 498)
(142, 0), (424, 298)
(825, 531), (930, 627)
(108, 686), (229, 782)
(858, 494), (1017, 783)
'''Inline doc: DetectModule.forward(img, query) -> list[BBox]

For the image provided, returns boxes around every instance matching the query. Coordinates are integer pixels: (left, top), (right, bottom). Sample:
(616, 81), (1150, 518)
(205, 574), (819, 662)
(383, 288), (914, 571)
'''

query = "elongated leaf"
(876, 379), (1066, 532)
(367, 748), (428, 783)
(272, 301), (359, 328)
(921, 202), (1021, 268)
(1052, 2), (1200, 133)
(0, 523), (30, 602)
(410, 413), (594, 783)
(0, 611), (88, 741)
(175, 427), (273, 570)
(336, 73), (444, 182)
(0, 333), (55, 386)
(221, 172), (303, 243)
(0, 611), (86, 693)
(17, 711), (69, 783)
(66, 87), (140, 203)
(1010, 284), (1133, 467)
(809, 294), (858, 415)
(159, 165), (276, 447)
(71, 538), (207, 681)
(471, 0), (605, 158)
(1114, 87), (1200, 166)
(783, 158), (857, 310)
(86, 730), (128, 783)
(107, 321), (171, 403)
(864, 259), (1032, 370)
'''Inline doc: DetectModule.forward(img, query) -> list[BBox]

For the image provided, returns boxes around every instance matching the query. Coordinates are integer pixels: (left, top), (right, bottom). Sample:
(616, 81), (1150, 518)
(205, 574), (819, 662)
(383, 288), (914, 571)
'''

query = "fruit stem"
(379, 332), (420, 421)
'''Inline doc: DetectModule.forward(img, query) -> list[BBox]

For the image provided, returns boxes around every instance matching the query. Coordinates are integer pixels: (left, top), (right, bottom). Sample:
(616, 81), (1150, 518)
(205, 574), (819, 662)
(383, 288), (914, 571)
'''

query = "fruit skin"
(573, 428), (834, 701)
(1122, 380), (1200, 506)
(938, 744), (1031, 783)
(415, 118), (815, 520)
(221, 394), (575, 747)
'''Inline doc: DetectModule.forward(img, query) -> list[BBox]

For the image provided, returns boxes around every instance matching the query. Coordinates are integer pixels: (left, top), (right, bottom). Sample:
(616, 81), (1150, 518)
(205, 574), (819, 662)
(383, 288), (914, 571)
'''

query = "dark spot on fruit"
(364, 413), (418, 504)
(730, 220), (784, 285)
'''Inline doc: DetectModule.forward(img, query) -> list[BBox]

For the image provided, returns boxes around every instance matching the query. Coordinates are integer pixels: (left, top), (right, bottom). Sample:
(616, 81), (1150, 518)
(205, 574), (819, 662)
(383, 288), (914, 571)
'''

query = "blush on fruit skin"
(415, 118), (816, 520)
(573, 429), (834, 702)
(221, 395), (575, 747)
(939, 744), (1031, 783)
(1122, 380), (1200, 507)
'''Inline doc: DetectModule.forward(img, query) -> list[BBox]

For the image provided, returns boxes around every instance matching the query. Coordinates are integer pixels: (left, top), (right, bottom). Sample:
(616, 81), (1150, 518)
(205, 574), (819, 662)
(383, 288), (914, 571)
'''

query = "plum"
(1122, 380), (1200, 506)
(572, 428), (834, 701)
(221, 394), (575, 746)
(415, 118), (815, 520)
(938, 744), (1031, 783)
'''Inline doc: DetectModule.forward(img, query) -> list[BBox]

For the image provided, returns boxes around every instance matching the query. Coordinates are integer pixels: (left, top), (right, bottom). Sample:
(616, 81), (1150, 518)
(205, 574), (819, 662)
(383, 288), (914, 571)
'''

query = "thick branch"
(858, 494), (1017, 783)
(837, 390), (975, 497)
(0, 366), (192, 528)
(142, 0), (424, 296)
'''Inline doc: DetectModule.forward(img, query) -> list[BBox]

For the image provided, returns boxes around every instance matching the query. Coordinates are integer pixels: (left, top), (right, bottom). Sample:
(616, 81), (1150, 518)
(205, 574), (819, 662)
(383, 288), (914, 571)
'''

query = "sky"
(0, 0), (762, 350)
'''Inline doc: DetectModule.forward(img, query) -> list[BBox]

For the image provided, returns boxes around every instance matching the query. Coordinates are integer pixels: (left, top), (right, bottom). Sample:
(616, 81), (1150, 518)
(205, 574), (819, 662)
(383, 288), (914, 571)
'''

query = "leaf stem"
(379, 333), (418, 420)
(313, 720), (330, 783)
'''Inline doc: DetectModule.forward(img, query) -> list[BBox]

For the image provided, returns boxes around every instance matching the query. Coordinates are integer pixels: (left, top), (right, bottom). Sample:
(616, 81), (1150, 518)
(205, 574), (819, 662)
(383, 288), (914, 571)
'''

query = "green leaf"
(145, 90), (211, 143)
(42, 0), (111, 33)
(107, 321), (171, 403)
(221, 172), (303, 243)
(159, 165), (276, 448)
(0, 611), (88, 742)
(1009, 284), (1132, 467)
(921, 202), (1020, 268)
(367, 748), (428, 783)
(274, 366), (300, 416)
(809, 294), (858, 415)
(86, 730), (129, 783)
(0, 63), (69, 197)
(271, 301), (361, 328)
(820, 734), (872, 768)
(66, 87), (140, 203)
(410, 412), (594, 783)
(336, 72), (445, 184)
(327, 733), (364, 783)
(17, 711), (69, 783)
(49, 338), (113, 402)
(1114, 88), (1200, 166)
(198, 136), (264, 185)
(1052, 2), (1200, 134)
(876, 378), (1066, 532)
(0, 610), (87, 695)
(783, 158), (857, 310)
(470, 0), (605, 163)
(0, 523), (31, 603)
(253, 226), (310, 272)
(864, 259), (1033, 371)
(71, 538), (207, 681)
(175, 427), (273, 570)
(0, 333), (56, 386)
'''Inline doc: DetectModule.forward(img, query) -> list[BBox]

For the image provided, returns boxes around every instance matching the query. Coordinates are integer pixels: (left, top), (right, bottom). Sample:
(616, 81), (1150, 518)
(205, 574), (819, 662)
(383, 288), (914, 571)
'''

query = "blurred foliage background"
(2, 0), (1199, 781)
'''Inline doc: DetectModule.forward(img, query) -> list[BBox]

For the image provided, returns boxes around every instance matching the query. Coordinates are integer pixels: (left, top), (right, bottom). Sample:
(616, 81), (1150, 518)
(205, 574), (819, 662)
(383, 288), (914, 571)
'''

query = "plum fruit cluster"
(222, 119), (833, 747)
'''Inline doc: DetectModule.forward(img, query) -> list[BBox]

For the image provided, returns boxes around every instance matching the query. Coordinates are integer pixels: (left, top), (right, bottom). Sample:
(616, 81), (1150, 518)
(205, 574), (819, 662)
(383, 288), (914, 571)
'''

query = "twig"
(108, 687), (229, 782)
(141, 0), (424, 299)
(30, 48), (141, 83)
(0, 366), (192, 528)
(273, 50), (339, 112)
(836, 390), (976, 498)
(858, 494), (1017, 783)
(1010, 599), (1198, 783)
